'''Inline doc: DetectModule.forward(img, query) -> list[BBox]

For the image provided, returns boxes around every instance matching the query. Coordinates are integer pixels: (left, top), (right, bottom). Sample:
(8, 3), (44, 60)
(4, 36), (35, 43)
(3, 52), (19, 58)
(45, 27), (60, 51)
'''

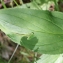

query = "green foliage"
(0, 8), (63, 54)
(0, 0), (63, 63)
(35, 54), (60, 63)
(0, 57), (7, 63)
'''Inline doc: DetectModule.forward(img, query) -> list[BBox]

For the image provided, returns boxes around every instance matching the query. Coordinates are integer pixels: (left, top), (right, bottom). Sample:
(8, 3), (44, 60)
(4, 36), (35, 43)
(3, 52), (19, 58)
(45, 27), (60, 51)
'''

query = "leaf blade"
(0, 8), (63, 54)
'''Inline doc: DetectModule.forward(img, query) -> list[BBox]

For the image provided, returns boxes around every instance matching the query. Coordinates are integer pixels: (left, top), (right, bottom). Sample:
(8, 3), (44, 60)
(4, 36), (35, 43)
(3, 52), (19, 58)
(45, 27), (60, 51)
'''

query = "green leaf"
(35, 54), (60, 63)
(7, 32), (23, 44)
(21, 34), (38, 50)
(0, 8), (63, 54)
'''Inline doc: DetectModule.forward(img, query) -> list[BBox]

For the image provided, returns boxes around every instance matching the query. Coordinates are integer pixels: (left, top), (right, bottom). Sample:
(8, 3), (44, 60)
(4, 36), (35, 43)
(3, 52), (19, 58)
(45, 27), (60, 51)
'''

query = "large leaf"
(0, 8), (63, 54)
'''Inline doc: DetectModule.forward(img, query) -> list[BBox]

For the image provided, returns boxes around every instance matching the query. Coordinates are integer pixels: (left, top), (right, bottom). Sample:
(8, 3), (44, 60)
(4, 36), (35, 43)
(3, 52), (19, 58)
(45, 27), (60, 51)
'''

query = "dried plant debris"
(0, 0), (31, 9)
(0, 29), (20, 62)
(0, 29), (41, 63)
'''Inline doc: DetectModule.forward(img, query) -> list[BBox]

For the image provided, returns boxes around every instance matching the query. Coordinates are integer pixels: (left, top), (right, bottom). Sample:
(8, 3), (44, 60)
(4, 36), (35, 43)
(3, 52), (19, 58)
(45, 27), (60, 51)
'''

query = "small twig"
(8, 44), (19, 63)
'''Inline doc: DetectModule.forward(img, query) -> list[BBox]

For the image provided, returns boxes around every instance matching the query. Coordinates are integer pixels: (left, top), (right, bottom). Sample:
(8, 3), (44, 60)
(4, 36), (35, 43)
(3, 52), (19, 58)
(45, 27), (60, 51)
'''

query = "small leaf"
(21, 35), (38, 50)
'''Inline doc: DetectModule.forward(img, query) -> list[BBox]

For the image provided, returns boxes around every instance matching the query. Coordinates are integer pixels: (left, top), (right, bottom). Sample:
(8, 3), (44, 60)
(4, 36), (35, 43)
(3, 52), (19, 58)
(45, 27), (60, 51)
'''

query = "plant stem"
(13, 0), (19, 6)
(54, 0), (59, 11)
(1, 0), (6, 9)
(8, 44), (19, 63)
(33, 0), (42, 10)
